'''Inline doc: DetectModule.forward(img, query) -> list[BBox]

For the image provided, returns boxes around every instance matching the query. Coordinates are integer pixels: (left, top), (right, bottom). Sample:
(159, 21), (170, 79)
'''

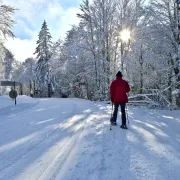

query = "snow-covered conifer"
(34, 20), (52, 95)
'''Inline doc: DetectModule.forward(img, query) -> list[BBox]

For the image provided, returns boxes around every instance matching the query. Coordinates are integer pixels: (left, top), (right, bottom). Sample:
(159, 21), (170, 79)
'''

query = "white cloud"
(51, 7), (80, 39)
(5, 38), (36, 62)
(47, 1), (64, 18)
(66, 8), (80, 25)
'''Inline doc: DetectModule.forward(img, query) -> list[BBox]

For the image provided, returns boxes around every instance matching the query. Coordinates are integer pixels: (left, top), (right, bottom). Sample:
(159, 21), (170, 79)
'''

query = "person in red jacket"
(110, 71), (130, 129)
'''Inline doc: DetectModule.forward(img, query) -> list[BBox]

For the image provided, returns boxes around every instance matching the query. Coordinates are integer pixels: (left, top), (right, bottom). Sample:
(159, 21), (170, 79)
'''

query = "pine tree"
(34, 20), (52, 96)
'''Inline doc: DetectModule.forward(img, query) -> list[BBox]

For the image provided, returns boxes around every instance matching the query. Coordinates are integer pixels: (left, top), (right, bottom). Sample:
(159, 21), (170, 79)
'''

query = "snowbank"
(0, 95), (39, 115)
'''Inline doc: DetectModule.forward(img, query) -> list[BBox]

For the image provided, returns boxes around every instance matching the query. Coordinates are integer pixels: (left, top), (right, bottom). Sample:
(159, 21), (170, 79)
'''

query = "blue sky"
(5, 0), (82, 61)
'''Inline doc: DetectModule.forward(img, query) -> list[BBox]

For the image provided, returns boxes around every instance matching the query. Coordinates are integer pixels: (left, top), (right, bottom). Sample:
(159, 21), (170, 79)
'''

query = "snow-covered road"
(0, 96), (180, 180)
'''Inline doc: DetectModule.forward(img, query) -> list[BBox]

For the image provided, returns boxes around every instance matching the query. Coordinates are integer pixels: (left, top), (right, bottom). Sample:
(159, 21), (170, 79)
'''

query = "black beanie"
(116, 71), (123, 77)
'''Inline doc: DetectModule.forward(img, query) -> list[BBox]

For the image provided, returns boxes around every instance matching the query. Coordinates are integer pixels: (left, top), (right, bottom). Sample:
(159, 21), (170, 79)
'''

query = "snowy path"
(0, 96), (180, 180)
(56, 105), (180, 180)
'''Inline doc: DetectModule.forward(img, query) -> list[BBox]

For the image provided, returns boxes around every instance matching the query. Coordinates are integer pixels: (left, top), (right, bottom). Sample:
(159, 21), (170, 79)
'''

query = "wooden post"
(33, 80), (35, 96)
(14, 81), (16, 105)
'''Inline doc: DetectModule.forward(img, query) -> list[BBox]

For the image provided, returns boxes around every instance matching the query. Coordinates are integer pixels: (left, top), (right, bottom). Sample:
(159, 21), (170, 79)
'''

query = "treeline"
(1, 0), (180, 108)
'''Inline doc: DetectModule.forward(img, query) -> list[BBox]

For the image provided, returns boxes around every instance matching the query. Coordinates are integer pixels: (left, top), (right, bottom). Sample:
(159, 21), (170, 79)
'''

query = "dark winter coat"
(110, 77), (130, 103)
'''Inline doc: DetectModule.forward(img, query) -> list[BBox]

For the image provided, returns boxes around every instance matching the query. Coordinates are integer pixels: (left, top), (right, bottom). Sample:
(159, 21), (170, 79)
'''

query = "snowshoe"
(111, 122), (117, 126)
(120, 125), (128, 129)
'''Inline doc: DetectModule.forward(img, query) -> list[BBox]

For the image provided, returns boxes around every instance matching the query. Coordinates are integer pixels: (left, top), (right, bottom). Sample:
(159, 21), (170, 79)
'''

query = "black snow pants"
(112, 103), (126, 125)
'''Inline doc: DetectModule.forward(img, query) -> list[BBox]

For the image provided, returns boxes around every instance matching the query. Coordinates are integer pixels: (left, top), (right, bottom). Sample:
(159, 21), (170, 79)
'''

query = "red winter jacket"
(110, 77), (130, 103)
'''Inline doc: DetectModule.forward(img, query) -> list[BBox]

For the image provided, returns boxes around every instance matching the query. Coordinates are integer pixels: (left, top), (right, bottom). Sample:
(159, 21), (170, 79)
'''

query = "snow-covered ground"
(0, 96), (180, 180)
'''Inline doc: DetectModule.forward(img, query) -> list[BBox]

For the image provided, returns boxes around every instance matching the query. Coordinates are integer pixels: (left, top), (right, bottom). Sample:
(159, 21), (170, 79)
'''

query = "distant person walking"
(110, 71), (130, 129)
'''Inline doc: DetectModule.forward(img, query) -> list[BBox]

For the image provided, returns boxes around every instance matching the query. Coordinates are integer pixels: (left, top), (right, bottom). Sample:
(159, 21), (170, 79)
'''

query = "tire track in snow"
(13, 100), (95, 180)
(61, 105), (110, 180)
(0, 102), (77, 180)
(37, 102), (96, 180)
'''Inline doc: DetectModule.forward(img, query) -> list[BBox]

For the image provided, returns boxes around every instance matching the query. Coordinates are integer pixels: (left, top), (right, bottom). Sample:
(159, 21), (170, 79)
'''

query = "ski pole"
(126, 104), (129, 124)
(110, 102), (113, 130)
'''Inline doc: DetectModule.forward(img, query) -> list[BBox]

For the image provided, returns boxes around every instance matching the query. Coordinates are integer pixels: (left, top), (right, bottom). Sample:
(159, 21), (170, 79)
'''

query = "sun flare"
(120, 29), (131, 42)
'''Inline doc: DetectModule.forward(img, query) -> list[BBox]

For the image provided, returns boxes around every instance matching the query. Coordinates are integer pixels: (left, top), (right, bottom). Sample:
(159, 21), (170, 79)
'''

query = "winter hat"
(116, 71), (123, 77)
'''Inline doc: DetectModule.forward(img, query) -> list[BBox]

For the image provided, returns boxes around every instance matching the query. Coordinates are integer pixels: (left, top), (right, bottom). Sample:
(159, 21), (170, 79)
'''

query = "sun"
(120, 29), (131, 42)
